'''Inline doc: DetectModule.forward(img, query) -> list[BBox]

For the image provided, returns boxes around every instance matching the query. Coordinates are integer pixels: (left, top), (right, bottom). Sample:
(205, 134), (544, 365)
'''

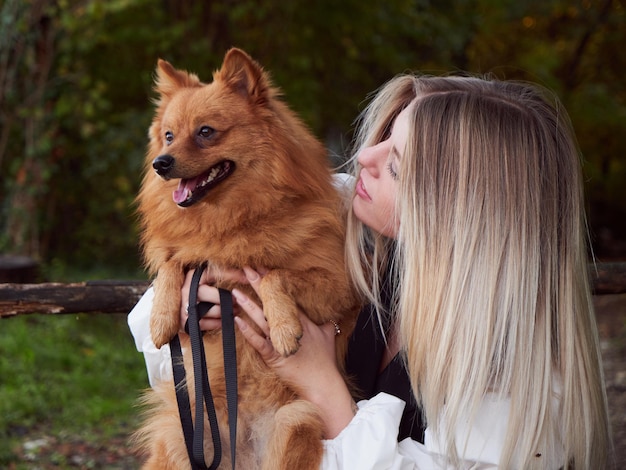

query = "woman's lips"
(355, 177), (371, 201)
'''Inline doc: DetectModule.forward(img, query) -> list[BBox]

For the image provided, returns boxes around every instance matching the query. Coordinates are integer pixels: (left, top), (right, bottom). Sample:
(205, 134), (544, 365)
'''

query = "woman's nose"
(357, 142), (386, 174)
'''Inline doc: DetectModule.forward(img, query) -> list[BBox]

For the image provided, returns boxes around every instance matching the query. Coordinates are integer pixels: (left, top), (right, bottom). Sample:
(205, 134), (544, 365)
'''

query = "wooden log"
(0, 280), (150, 318)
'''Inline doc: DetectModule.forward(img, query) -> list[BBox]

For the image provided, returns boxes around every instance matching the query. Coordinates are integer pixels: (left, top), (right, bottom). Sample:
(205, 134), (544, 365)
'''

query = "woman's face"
(353, 103), (412, 238)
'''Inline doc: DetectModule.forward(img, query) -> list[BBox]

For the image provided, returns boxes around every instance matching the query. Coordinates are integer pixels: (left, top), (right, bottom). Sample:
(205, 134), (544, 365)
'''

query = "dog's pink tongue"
(172, 178), (198, 204)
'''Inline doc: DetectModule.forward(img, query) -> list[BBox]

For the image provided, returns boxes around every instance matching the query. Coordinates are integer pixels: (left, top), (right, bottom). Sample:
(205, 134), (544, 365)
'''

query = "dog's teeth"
(200, 167), (220, 187)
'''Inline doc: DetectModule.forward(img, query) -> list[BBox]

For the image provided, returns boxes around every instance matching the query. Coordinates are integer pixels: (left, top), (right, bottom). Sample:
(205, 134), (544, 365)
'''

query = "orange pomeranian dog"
(134, 48), (361, 469)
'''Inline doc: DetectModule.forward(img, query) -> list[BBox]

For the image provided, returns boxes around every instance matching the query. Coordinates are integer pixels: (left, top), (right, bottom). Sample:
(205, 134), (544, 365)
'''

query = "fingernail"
(234, 316), (247, 331)
(243, 266), (260, 282)
(232, 288), (245, 302)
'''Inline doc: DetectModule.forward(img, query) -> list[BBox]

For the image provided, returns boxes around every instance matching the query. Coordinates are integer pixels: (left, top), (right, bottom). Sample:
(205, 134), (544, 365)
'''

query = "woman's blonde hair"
(346, 74), (611, 468)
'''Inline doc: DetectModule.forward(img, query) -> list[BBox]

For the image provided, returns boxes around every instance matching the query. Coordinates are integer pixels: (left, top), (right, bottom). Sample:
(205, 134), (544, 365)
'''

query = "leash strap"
(219, 287), (238, 469)
(170, 263), (238, 470)
(170, 335), (195, 462)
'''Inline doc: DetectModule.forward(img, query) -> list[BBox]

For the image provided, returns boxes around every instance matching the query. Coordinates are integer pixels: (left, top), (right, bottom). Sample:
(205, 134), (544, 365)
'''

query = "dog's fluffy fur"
(134, 48), (361, 469)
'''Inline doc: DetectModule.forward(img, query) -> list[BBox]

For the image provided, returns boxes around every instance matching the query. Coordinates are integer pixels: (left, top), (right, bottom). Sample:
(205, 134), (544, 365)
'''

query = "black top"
(345, 303), (425, 442)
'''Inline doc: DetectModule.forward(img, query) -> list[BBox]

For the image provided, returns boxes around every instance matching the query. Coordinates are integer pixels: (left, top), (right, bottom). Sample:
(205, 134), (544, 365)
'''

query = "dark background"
(1, 0), (625, 280)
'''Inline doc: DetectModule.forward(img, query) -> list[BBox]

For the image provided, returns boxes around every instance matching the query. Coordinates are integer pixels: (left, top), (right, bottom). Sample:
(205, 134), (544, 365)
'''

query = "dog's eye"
(199, 126), (215, 139)
(165, 131), (174, 144)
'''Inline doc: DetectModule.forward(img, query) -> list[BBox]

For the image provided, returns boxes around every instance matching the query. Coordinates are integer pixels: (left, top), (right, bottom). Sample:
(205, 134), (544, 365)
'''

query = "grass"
(0, 311), (150, 466)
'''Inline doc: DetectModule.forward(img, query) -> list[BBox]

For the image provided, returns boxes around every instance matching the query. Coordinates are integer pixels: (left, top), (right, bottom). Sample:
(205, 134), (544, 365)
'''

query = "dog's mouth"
(172, 160), (235, 207)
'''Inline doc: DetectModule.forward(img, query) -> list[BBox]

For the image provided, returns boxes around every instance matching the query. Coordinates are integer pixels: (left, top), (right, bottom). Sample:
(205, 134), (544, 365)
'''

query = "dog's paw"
(150, 308), (180, 349)
(270, 323), (303, 357)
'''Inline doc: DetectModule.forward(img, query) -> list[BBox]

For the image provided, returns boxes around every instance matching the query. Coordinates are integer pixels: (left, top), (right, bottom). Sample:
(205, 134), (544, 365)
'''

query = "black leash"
(170, 263), (238, 470)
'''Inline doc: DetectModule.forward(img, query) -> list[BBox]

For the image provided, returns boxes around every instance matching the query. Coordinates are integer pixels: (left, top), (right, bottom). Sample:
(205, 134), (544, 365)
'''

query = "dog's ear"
(216, 48), (271, 105)
(154, 59), (201, 98)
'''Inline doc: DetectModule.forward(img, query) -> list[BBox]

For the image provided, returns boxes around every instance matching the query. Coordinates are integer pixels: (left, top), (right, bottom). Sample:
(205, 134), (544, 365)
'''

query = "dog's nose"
(152, 155), (175, 176)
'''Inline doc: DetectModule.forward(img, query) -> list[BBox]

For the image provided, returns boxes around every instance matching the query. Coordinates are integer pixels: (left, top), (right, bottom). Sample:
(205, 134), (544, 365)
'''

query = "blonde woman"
(230, 74), (611, 468)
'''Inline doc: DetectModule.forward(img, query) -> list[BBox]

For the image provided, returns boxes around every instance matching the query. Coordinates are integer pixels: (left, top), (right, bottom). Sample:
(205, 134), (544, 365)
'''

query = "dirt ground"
(595, 293), (626, 468)
(9, 294), (626, 469)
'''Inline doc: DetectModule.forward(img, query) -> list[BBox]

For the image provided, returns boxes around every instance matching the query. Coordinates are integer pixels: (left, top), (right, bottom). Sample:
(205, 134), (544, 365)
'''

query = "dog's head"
(146, 48), (329, 209)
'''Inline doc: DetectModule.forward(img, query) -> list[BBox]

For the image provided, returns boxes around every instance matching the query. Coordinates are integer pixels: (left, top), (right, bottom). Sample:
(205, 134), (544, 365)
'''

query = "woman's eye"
(199, 126), (215, 138)
(165, 131), (174, 144)
(387, 160), (398, 180)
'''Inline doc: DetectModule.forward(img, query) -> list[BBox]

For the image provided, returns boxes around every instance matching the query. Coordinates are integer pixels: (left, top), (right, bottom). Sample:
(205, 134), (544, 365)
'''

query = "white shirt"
(127, 287), (172, 387)
(322, 393), (507, 469)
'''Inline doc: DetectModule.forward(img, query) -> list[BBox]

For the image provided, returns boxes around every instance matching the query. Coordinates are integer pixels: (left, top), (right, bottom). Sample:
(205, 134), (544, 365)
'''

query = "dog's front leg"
(258, 270), (303, 357)
(258, 267), (360, 362)
(150, 261), (185, 349)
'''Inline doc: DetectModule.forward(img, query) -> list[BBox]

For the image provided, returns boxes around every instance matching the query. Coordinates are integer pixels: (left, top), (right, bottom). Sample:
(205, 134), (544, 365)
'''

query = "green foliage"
(0, 0), (625, 275)
(0, 313), (148, 463)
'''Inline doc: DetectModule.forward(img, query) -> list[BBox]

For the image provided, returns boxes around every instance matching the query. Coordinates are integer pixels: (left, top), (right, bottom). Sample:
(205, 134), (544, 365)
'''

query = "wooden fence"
(1, 262), (626, 318)
(0, 280), (150, 318)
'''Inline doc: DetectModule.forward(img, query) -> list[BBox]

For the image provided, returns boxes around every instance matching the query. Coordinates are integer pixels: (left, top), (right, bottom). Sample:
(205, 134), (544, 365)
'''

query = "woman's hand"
(233, 267), (357, 439)
(180, 266), (248, 332)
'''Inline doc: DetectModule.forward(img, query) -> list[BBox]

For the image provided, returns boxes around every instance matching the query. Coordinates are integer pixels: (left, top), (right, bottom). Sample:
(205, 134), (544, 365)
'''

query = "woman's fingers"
(242, 266), (263, 296)
(196, 285), (223, 307)
(232, 287), (269, 337)
(198, 317), (223, 331)
(180, 265), (259, 334)
(234, 316), (276, 361)
(181, 282), (227, 332)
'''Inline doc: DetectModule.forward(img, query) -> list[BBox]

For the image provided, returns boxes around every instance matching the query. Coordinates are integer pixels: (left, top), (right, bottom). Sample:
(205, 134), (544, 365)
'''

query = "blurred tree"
(1, 0), (57, 258)
(0, 0), (624, 279)
(463, 0), (626, 257)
